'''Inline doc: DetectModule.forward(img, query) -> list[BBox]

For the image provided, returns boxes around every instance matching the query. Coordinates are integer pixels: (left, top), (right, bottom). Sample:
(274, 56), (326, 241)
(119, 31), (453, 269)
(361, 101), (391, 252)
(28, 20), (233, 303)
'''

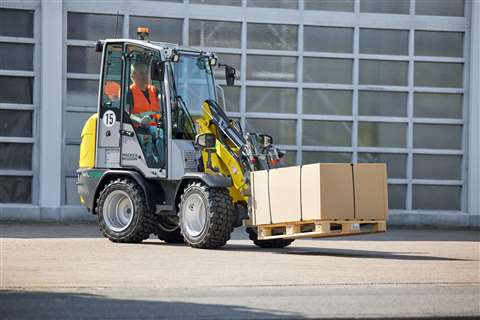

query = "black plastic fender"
(91, 170), (165, 214)
(77, 168), (106, 213)
(182, 172), (232, 188)
(174, 173), (232, 209)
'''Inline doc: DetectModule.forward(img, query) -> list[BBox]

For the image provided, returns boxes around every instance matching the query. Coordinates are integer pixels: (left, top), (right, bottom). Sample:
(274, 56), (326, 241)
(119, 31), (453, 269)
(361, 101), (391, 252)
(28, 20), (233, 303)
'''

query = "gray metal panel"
(96, 148), (121, 169)
(39, 0), (63, 208)
(468, 0), (480, 216)
(98, 118), (121, 148)
(65, 176), (80, 205)
(64, 144), (80, 174)
(169, 139), (199, 180)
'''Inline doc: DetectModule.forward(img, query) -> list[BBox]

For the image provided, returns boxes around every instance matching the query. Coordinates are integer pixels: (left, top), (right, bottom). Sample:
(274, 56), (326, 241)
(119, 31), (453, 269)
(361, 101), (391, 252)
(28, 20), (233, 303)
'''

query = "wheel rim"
(182, 192), (207, 238)
(103, 190), (134, 232)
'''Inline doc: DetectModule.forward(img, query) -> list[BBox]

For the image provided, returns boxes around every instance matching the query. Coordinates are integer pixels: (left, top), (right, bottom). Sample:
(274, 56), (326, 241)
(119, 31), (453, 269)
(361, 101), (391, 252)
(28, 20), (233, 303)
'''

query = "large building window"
(189, 20), (241, 48)
(360, 0), (410, 14)
(65, 13), (114, 204)
(304, 0), (354, 12)
(129, 16), (182, 44)
(0, 8), (35, 204)
(247, 23), (297, 51)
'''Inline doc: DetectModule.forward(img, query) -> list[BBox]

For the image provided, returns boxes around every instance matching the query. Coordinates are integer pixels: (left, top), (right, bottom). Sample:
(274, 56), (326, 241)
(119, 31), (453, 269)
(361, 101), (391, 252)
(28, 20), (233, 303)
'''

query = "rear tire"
(246, 227), (295, 249)
(97, 178), (156, 243)
(179, 182), (235, 249)
(155, 224), (184, 244)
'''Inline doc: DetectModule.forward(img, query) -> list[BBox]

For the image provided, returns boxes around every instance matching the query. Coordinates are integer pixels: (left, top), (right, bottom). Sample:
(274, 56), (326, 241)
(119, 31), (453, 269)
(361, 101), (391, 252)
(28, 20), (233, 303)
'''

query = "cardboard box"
(268, 166), (302, 224)
(250, 163), (388, 227)
(301, 163), (355, 221)
(250, 170), (271, 225)
(353, 164), (388, 220)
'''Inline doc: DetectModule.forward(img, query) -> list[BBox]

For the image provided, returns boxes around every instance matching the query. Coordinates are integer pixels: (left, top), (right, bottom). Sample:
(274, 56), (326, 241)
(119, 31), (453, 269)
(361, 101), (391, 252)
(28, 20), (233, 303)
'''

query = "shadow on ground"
(219, 244), (472, 261)
(230, 228), (480, 242)
(0, 290), (477, 320)
(1, 223), (478, 243)
(0, 290), (298, 320)
(140, 240), (473, 261)
(313, 229), (480, 242)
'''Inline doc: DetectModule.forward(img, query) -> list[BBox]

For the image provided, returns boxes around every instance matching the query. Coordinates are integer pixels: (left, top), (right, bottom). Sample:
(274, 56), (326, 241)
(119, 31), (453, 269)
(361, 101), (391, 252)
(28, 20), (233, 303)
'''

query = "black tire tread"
(179, 182), (235, 249)
(155, 227), (184, 243)
(246, 227), (295, 249)
(97, 178), (157, 243)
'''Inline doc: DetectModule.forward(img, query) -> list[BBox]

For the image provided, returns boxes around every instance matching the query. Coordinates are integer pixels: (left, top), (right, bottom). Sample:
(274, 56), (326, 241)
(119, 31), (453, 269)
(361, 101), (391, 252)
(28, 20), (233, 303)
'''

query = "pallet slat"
(257, 220), (386, 240)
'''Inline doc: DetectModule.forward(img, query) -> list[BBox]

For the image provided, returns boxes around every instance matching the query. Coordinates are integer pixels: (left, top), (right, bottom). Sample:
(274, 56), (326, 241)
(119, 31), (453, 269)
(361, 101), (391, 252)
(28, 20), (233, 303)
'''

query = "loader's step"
(257, 220), (386, 240)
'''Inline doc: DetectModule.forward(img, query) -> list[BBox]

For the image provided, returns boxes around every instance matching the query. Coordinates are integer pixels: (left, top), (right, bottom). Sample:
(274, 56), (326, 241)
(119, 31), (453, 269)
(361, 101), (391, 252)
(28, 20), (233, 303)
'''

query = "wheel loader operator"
(127, 63), (165, 166)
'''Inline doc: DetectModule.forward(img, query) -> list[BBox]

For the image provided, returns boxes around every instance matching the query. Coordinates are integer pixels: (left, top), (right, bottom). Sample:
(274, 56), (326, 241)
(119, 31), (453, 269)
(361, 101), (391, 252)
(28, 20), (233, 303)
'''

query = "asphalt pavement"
(0, 222), (479, 319)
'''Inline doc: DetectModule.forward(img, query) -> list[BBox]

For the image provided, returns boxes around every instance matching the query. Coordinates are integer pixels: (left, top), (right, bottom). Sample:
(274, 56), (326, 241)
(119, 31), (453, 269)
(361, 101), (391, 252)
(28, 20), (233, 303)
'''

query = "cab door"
(120, 44), (167, 178)
(96, 42), (123, 168)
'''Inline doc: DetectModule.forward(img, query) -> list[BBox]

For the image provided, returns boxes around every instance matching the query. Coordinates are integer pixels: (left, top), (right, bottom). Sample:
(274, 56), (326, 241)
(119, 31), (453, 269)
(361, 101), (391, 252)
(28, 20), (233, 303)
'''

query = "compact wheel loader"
(77, 30), (293, 249)
(77, 28), (386, 249)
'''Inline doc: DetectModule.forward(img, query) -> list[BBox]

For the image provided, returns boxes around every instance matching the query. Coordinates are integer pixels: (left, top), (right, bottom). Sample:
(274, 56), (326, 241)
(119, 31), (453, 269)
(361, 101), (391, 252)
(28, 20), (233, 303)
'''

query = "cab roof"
(102, 38), (203, 54)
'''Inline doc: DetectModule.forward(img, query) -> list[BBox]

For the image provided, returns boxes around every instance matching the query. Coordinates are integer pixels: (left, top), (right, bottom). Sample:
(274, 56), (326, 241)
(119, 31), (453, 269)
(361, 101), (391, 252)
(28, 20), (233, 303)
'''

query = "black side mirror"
(225, 65), (236, 86)
(195, 133), (216, 149)
(151, 60), (164, 81)
(257, 134), (273, 148)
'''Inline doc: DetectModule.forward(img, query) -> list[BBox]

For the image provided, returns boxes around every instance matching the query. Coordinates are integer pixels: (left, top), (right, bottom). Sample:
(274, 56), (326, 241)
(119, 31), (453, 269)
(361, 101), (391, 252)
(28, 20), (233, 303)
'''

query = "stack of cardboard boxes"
(250, 163), (388, 226)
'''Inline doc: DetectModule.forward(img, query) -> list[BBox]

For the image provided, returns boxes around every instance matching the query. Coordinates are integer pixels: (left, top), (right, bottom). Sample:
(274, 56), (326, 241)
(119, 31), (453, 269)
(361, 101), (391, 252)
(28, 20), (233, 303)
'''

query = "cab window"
(101, 44), (122, 110)
(123, 45), (166, 168)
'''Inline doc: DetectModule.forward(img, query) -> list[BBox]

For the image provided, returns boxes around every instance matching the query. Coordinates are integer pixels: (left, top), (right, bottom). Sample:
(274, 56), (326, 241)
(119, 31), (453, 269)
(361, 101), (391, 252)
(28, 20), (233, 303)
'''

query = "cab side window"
(101, 44), (122, 110)
(123, 46), (164, 116)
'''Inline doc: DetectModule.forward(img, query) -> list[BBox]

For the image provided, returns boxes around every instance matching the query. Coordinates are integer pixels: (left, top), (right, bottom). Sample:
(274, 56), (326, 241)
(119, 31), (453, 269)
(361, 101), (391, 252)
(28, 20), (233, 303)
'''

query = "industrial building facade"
(0, 0), (478, 226)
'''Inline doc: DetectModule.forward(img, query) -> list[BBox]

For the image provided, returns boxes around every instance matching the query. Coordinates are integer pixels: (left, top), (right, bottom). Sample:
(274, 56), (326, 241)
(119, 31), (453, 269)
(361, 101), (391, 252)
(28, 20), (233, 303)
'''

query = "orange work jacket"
(130, 84), (160, 114)
(104, 81), (121, 101)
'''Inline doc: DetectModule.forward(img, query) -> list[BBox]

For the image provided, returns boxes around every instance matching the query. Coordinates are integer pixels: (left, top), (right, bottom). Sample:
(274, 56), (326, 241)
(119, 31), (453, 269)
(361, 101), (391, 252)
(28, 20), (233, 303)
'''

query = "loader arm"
(196, 101), (249, 203)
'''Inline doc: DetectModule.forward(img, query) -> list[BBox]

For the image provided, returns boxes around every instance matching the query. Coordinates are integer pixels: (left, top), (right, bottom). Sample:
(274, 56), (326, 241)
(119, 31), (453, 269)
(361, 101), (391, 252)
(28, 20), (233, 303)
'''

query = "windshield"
(167, 64), (196, 140)
(172, 54), (216, 114)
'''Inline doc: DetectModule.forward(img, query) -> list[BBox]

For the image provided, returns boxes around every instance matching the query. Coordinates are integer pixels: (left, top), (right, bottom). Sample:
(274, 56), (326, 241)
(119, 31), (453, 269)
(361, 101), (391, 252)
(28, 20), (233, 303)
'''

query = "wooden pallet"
(257, 220), (386, 240)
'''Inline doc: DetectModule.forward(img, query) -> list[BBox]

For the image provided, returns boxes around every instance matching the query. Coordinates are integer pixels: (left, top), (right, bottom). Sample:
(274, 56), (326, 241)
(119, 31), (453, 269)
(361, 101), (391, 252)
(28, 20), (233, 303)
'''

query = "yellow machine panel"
(79, 113), (98, 168)
(196, 102), (248, 203)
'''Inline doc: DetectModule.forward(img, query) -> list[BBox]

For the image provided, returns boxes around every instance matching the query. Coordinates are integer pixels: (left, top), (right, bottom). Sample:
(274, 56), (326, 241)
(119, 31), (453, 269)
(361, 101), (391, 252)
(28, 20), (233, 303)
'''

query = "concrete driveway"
(0, 222), (479, 319)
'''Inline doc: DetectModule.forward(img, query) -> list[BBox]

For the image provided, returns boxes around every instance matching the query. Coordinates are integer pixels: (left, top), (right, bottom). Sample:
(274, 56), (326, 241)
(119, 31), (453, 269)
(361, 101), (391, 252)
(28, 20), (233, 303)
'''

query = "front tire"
(179, 182), (235, 249)
(97, 178), (156, 243)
